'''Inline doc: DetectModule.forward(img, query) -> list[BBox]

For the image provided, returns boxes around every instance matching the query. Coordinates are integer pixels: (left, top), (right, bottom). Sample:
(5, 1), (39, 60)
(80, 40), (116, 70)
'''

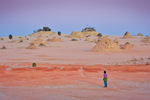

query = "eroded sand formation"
(84, 37), (91, 41)
(141, 37), (150, 43)
(26, 43), (36, 49)
(30, 38), (47, 45)
(1, 45), (6, 49)
(91, 37), (121, 52)
(82, 27), (99, 35)
(68, 31), (85, 38)
(136, 33), (143, 36)
(29, 31), (56, 37)
(122, 32), (132, 39)
(68, 28), (99, 38)
(47, 36), (62, 42)
(120, 42), (134, 50)
(113, 37), (118, 43)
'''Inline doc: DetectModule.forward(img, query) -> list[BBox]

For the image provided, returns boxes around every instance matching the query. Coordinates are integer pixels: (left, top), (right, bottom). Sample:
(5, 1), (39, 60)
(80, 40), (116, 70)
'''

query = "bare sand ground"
(0, 64), (150, 100)
(0, 35), (149, 66)
(0, 34), (150, 100)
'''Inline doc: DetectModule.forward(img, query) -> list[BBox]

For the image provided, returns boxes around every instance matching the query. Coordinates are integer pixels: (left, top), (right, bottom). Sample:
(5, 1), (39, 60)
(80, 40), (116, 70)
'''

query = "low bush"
(9, 34), (13, 39)
(38, 43), (46, 47)
(1, 45), (6, 49)
(125, 42), (130, 45)
(71, 39), (78, 41)
(97, 33), (102, 37)
(32, 62), (37, 67)
(58, 31), (61, 36)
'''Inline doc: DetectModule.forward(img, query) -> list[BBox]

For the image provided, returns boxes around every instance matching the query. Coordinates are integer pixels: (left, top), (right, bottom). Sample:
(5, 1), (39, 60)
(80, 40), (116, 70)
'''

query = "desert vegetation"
(9, 34), (13, 39)
(58, 31), (61, 36)
(82, 27), (96, 32)
(71, 38), (78, 41)
(38, 43), (46, 47)
(36, 27), (51, 32)
(97, 33), (102, 37)
(32, 62), (37, 67)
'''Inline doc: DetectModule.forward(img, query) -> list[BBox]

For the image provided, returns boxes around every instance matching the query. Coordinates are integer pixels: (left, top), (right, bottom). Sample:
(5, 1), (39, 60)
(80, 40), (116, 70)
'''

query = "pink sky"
(0, 0), (150, 36)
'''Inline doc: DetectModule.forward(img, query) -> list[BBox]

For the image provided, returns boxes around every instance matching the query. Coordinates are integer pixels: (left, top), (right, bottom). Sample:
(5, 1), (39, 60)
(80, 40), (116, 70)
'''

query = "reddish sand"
(0, 64), (150, 100)
(0, 35), (150, 100)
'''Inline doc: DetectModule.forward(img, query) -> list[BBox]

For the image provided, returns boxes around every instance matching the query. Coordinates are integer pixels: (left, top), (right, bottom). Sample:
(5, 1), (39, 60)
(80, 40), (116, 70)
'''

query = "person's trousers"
(104, 81), (107, 87)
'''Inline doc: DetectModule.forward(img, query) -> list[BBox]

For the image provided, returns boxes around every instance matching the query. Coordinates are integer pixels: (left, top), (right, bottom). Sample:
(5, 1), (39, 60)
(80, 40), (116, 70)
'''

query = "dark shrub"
(38, 43), (46, 47)
(1, 45), (6, 49)
(9, 34), (13, 39)
(125, 42), (130, 45)
(58, 31), (61, 36)
(71, 39), (78, 41)
(43, 27), (51, 31)
(82, 27), (96, 32)
(97, 33), (102, 37)
(37, 29), (43, 32)
(32, 62), (36, 67)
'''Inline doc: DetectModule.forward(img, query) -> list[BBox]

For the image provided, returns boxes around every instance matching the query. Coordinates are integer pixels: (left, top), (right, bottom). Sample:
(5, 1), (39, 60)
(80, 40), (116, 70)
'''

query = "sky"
(0, 0), (150, 37)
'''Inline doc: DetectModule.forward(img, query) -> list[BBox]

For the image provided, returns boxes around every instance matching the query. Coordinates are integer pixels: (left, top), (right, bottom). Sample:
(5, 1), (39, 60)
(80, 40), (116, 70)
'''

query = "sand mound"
(93, 37), (103, 43)
(26, 43), (36, 49)
(113, 37), (118, 43)
(82, 27), (99, 35)
(91, 37), (121, 52)
(82, 31), (99, 35)
(68, 31), (85, 38)
(122, 32), (132, 39)
(10, 40), (19, 43)
(141, 37), (150, 43)
(47, 36), (62, 42)
(29, 31), (56, 37)
(120, 42), (134, 50)
(85, 37), (90, 41)
(19, 37), (26, 42)
(9, 37), (26, 43)
(93, 38), (100, 43)
(1, 45), (6, 49)
(20, 37), (26, 40)
(30, 38), (47, 45)
(37, 34), (45, 38)
(136, 33), (143, 36)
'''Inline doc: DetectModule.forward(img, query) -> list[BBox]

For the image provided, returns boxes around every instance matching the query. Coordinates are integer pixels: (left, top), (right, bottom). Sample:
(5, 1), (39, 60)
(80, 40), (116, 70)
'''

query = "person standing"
(103, 71), (107, 87)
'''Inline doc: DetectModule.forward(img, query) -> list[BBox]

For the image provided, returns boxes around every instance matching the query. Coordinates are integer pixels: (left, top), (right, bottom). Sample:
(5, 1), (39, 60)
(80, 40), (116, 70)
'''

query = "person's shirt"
(104, 73), (107, 78)
(103, 73), (107, 81)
